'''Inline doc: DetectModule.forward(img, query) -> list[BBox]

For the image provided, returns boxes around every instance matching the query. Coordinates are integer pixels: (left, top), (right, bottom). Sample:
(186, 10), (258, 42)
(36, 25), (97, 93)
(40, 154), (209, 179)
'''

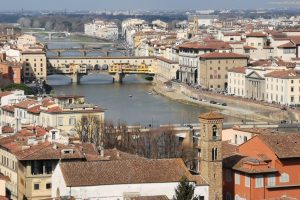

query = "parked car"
(222, 103), (227, 106)
(210, 100), (217, 104)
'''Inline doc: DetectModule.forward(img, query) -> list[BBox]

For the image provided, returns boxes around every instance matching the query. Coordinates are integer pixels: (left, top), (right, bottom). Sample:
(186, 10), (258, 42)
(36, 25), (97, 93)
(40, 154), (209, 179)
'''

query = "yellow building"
(20, 50), (47, 81)
(199, 52), (248, 91)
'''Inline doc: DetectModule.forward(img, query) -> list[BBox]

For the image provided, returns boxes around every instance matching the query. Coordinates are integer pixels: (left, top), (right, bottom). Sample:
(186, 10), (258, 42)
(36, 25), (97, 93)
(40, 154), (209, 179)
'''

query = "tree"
(75, 115), (104, 146)
(173, 176), (199, 200)
(2, 83), (33, 95)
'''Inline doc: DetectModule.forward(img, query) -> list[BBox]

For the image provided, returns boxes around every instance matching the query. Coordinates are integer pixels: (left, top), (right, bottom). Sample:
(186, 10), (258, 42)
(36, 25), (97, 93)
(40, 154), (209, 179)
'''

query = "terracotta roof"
(289, 36), (300, 45)
(2, 126), (14, 133)
(59, 158), (207, 187)
(27, 105), (41, 114)
(1, 105), (15, 113)
(156, 56), (178, 64)
(200, 52), (248, 59)
(223, 32), (241, 36)
(104, 148), (147, 161)
(258, 133), (300, 159)
(14, 100), (37, 109)
(232, 127), (276, 135)
(243, 45), (257, 50)
(265, 70), (300, 79)
(277, 42), (296, 48)
(0, 91), (12, 98)
(52, 95), (84, 99)
(133, 196), (168, 200)
(199, 111), (224, 120)
(222, 141), (238, 158)
(15, 142), (85, 161)
(246, 32), (267, 37)
(228, 67), (246, 74)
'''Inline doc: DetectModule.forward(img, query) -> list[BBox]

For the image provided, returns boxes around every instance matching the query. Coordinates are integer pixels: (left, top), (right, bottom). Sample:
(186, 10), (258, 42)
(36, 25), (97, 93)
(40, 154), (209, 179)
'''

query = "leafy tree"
(174, 176), (199, 200)
(2, 83), (33, 95)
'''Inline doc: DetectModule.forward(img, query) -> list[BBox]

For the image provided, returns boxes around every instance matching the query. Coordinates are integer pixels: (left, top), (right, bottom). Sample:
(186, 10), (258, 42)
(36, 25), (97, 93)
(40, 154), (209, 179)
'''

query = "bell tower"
(199, 112), (223, 200)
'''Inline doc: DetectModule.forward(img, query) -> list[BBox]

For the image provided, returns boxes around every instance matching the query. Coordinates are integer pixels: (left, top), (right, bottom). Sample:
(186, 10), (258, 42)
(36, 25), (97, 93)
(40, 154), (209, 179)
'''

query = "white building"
(265, 69), (300, 105)
(52, 159), (209, 200)
(16, 34), (37, 50)
(0, 90), (25, 106)
(84, 20), (118, 40)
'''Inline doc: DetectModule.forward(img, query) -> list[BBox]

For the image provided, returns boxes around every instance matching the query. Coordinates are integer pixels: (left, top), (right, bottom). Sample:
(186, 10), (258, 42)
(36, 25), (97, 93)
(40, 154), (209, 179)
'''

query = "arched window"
(212, 125), (218, 140)
(212, 148), (218, 160)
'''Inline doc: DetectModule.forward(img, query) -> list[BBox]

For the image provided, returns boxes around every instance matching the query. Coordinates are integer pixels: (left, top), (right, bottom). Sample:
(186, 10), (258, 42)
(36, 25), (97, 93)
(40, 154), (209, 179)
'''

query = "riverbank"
(152, 81), (292, 123)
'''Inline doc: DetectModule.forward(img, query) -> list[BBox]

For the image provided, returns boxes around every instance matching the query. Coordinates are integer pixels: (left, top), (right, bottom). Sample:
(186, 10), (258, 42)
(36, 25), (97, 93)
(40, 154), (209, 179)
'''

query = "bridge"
(46, 47), (127, 57)
(47, 56), (156, 83)
(23, 31), (70, 40)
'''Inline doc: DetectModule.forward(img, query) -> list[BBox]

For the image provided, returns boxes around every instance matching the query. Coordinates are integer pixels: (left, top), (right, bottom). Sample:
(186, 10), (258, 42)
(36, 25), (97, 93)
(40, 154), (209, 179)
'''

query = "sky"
(0, 0), (299, 11)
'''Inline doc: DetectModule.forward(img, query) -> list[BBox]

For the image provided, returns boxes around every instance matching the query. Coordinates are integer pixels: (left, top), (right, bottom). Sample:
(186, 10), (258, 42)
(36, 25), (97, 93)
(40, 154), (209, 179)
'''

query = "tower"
(199, 112), (223, 200)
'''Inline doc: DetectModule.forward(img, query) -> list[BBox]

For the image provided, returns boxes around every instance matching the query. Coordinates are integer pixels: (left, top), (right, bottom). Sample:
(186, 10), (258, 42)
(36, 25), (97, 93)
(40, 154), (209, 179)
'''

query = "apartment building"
(20, 50), (47, 81)
(198, 52), (248, 91)
(0, 128), (98, 200)
(223, 133), (300, 200)
(84, 20), (118, 41)
(265, 69), (300, 105)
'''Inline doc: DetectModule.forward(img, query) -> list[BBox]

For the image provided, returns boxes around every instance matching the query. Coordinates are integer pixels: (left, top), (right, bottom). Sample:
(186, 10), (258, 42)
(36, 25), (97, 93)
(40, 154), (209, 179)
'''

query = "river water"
(41, 35), (238, 125)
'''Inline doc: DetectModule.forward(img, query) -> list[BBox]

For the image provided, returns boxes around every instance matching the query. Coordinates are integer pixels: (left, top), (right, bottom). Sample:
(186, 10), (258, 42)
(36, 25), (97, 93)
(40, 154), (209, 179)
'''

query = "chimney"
(53, 143), (57, 150)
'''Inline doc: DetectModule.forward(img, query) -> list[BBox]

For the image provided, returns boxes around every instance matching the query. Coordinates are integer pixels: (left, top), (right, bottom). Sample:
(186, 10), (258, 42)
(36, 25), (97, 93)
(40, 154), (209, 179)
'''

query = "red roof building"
(223, 133), (300, 200)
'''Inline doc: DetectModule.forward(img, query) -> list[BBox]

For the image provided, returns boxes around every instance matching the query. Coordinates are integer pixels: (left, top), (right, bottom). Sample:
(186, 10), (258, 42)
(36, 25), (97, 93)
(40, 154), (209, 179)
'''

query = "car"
(210, 100), (217, 104)
(281, 107), (287, 111)
(222, 103), (227, 106)
(280, 120), (287, 124)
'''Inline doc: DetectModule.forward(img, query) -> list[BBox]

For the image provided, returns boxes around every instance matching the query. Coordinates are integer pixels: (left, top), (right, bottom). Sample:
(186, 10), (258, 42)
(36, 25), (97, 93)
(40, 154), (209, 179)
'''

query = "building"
(0, 129), (99, 200)
(197, 112), (224, 200)
(198, 52), (248, 91)
(0, 62), (21, 86)
(223, 133), (300, 200)
(265, 69), (300, 105)
(84, 20), (118, 41)
(16, 35), (37, 50)
(156, 56), (179, 81)
(20, 50), (47, 81)
(52, 158), (209, 199)
(0, 90), (25, 106)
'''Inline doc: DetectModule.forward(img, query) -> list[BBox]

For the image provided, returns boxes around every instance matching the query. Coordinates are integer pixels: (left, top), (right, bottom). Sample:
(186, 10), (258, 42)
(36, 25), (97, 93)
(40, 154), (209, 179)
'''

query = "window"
(226, 193), (232, 200)
(46, 183), (51, 189)
(69, 117), (76, 126)
(255, 175), (264, 188)
(235, 173), (240, 185)
(226, 170), (232, 182)
(212, 125), (218, 139)
(280, 173), (289, 183)
(244, 136), (248, 142)
(58, 117), (63, 126)
(291, 96), (294, 103)
(291, 87), (294, 92)
(211, 148), (217, 160)
(245, 175), (250, 187)
(34, 183), (40, 190)
(268, 174), (276, 187)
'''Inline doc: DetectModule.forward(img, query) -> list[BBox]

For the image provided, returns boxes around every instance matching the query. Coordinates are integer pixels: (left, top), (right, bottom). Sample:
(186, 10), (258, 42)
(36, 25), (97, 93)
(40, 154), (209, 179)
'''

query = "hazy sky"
(0, 0), (299, 11)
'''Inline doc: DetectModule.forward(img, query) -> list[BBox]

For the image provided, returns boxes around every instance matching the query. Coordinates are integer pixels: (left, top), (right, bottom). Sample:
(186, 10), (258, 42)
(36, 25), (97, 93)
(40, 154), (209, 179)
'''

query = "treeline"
(75, 116), (197, 169)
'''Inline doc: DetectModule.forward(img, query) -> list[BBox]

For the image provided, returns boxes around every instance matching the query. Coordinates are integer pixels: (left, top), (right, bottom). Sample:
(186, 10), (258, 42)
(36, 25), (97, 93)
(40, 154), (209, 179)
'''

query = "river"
(40, 34), (239, 125)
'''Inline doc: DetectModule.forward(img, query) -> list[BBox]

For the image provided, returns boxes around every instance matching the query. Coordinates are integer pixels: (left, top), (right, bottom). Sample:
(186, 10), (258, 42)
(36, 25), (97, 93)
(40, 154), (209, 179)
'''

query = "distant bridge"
(47, 56), (156, 83)
(23, 31), (69, 40)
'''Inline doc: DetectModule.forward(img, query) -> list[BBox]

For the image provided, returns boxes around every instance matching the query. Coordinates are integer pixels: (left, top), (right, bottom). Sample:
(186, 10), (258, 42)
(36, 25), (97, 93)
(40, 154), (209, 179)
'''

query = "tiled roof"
(228, 67), (246, 74)
(277, 42), (296, 48)
(265, 70), (300, 79)
(289, 36), (300, 45)
(243, 45), (257, 49)
(223, 32), (241, 36)
(27, 105), (41, 114)
(246, 32), (267, 37)
(222, 141), (238, 159)
(199, 111), (224, 120)
(200, 52), (248, 59)
(104, 148), (147, 161)
(1, 105), (15, 113)
(15, 142), (85, 161)
(178, 42), (209, 50)
(156, 56), (178, 64)
(2, 126), (14, 133)
(0, 91), (12, 98)
(133, 196), (168, 200)
(259, 133), (300, 159)
(60, 158), (207, 187)
(14, 100), (37, 109)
